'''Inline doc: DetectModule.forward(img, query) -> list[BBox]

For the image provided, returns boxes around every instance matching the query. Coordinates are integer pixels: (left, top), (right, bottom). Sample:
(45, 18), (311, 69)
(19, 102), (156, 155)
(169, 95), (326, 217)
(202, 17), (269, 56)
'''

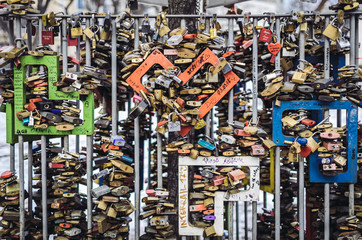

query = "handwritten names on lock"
(267, 42), (282, 55)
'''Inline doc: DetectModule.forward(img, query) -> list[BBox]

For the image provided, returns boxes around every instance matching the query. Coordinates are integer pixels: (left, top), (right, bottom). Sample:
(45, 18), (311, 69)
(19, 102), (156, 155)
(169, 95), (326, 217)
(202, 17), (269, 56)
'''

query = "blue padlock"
(52, 109), (62, 114)
(296, 138), (308, 146)
(22, 117), (29, 126)
(317, 157), (333, 165)
(198, 139), (216, 151)
(32, 145), (41, 152)
(121, 155), (134, 164)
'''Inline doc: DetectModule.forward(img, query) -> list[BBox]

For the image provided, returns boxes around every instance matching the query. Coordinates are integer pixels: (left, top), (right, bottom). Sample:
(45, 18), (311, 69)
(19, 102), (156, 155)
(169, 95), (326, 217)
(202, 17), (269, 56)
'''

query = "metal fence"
(4, 9), (362, 240)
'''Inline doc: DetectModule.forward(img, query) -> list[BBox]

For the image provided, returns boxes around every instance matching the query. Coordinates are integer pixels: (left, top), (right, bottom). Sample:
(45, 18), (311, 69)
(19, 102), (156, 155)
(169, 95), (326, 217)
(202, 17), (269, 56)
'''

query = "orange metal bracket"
(126, 48), (240, 137)
(126, 48), (174, 94)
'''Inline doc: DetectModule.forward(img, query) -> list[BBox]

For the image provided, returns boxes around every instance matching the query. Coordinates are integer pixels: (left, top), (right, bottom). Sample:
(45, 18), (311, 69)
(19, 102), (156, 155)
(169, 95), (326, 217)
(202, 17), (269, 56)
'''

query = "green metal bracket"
(13, 55), (94, 135)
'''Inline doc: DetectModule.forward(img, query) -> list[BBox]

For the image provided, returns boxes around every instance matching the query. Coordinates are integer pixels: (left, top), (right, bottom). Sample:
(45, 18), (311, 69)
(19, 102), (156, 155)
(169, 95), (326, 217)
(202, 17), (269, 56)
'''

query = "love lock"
(300, 145), (312, 158)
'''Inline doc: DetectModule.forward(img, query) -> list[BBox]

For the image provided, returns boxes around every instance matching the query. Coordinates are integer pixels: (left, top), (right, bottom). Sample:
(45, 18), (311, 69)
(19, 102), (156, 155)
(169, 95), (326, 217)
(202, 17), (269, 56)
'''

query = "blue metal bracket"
(272, 100), (358, 183)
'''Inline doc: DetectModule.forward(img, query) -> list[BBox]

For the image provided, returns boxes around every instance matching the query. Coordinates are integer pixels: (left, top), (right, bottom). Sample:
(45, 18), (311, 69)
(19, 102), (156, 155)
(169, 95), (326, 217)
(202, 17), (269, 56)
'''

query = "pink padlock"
(242, 40), (253, 49)
(146, 189), (156, 197)
(228, 169), (246, 181)
(251, 144), (265, 156)
(323, 163), (337, 171)
(234, 129), (251, 137)
(212, 175), (225, 186)
(323, 141), (340, 152)
(132, 94), (143, 104)
(320, 132), (340, 140)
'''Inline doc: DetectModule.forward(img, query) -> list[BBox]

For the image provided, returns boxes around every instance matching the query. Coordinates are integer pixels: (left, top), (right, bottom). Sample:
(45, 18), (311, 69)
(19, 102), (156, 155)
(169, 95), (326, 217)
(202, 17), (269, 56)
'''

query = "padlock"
(251, 144), (265, 155)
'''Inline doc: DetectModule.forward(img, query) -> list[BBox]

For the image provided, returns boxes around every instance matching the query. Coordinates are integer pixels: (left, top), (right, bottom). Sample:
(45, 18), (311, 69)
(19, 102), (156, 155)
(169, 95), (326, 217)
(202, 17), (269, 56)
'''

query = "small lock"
(250, 144), (265, 156)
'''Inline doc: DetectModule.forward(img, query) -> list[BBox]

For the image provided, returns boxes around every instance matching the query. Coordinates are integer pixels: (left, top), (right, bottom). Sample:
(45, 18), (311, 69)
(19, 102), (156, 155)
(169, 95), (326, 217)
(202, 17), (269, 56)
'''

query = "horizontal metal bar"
(4, 11), (362, 20)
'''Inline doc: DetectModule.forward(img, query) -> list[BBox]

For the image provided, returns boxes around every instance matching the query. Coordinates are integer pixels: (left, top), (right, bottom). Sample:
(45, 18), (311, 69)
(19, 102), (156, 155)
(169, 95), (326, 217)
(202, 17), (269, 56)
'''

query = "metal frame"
(178, 156), (260, 236)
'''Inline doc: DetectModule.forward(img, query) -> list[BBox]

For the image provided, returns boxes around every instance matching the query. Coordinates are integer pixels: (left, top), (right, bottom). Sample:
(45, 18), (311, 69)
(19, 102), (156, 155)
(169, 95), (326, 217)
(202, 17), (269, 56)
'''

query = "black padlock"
(129, 0), (138, 10)
(36, 101), (54, 111)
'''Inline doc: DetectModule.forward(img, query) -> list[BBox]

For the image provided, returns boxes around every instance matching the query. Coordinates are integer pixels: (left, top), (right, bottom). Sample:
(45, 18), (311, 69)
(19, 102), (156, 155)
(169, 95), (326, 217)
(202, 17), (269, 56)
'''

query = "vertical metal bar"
(252, 18), (258, 124)
(38, 17), (42, 47)
(15, 16), (25, 240)
(251, 17), (258, 240)
(227, 18), (235, 240)
(9, 18), (14, 44)
(19, 136), (25, 240)
(323, 16), (331, 240)
(75, 34), (81, 153)
(355, 15), (359, 65)
(157, 110), (162, 188)
(299, 23), (305, 240)
(111, 20), (118, 134)
(180, 18), (186, 29)
(62, 17), (69, 154)
(86, 18), (91, 66)
(236, 202), (239, 240)
(274, 147), (281, 240)
(86, 135), (93, 233)
(10, 144), (15, 172)
(16, 16), (21, 47)
(62, 18), (68, 73)
(28, 142), (33, 218)
(134, 18), (140, 240)
(263, 192), (267, 208)
(26, 20), (32, 50)
(349, 14), (356, 218)
(41, 135), (47, 240)
(274, 16), (281, 240)
(245, 200), (248, 240)
(9, 17), (15, 172)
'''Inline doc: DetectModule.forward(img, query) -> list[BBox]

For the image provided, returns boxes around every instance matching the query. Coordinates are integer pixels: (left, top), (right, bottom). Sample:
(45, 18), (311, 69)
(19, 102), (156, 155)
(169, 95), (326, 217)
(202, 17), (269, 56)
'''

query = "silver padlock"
(221, 134), (236, 145)
(221, 63), (232, 74)
(155, 75), (172, 88)
(64, 227), (82, 237)
(111, 135), (126, 146)
(167, 35), (184, 46)
(168, 121), (181, 132)
(150, 216), (168, 226)
(111, 186), (130, 196)
(91, 185), (111, 198)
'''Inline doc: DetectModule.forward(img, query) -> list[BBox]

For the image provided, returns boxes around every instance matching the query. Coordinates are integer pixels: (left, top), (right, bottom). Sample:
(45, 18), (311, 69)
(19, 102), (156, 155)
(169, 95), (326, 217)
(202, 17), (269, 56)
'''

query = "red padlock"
(67, 34), (78, 46)
(1, 170), (13, 179)
(26, 102), (37, 112)
(301, 119), (316, 126)
(49, 163), (64, 169)
(259, 28), (272, 43)
(300, 145), (312, 157)
(42, 30), (54, 45)
(178, 149), (190, 154)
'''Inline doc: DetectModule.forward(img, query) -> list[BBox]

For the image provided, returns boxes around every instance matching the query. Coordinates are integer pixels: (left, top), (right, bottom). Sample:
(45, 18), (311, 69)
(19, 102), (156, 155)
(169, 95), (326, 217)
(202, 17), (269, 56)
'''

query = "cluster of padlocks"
(0, 0), (362, 239)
